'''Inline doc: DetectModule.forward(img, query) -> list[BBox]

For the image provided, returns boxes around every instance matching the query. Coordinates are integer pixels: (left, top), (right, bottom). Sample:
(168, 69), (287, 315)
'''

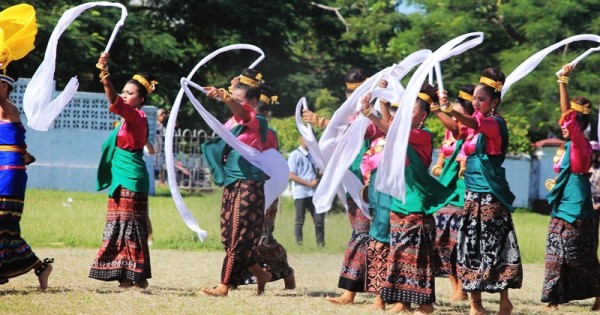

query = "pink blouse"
(462, 111), (504, 157)
(554, 111), (591, 174)
(223, 103), (274, 151)
(360, 136), (386, 183)
(110, 97), (148, 151)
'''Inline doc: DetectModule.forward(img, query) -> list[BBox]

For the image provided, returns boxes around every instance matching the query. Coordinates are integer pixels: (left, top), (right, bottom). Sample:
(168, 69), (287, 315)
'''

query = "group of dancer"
(301, 65), (600, 314)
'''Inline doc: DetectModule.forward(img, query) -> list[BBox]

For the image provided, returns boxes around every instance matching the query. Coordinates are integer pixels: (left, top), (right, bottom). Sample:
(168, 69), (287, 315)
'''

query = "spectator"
(155, 108), (167, 184)
(288, 136), (324, 247)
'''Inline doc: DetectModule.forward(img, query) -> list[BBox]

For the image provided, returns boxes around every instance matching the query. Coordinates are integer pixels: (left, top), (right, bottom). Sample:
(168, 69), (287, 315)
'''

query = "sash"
(547, 141), (594, 223)
(464, 116), (515, 212)
(437, 139), (465, 206)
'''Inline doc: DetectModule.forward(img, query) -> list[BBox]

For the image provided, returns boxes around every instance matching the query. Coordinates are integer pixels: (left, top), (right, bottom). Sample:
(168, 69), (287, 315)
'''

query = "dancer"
(238, 84), (295, 290)
(0, 66), (53, 290)
(366, 83), (454, 314)
(201, 68), (273, 296)
(431, 85), (475, 301)
(448, 68), (522, 315)
(542, 64), (600, 311)
(90, 52), (154, 289)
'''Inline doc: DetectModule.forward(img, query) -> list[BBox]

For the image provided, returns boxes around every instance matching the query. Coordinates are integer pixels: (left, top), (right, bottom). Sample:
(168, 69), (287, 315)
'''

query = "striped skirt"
(381, 212), (436, 305)
(89, 187), (151, 282)
(457, 191), (522, 292)
(0, 195), (41, 284)
(434, 204), (464, 277)
(220, 179), (265, 285)
(338, 199), (371, 292)
(238, 198), (293, 285)
(365, 237), (390, 294)
(541, 217), (600, 303)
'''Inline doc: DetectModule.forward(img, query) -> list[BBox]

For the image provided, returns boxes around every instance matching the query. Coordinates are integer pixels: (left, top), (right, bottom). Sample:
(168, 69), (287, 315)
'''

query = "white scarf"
(23, 2), (127, 131)
(165, 44), (288, 242)
(376, 32), (485, 202)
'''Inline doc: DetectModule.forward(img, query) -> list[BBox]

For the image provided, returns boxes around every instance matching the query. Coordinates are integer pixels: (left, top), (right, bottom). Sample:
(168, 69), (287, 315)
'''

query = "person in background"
(288, 136), (324, 247)
(155, 108), (167, 185)
(589, 140), (600, 212)
(90, 52), (154, 289)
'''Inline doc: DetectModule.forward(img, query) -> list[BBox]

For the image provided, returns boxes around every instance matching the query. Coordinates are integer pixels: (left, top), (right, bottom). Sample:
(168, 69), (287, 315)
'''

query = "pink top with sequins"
(461, 111), (504, 157)
(554, 111), (591, 174)
(110, 97), (148, 151)
(223, 103), (275, 151)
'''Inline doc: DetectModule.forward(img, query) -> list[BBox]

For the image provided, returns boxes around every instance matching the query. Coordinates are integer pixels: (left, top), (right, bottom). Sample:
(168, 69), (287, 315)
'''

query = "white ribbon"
(181, 78), (289, 210)
(502, 34), (600, 98)
(376, 32), (484, 202)
(23, 1), (127, 131)
(165, 44), (273, 242)
(312, 49), (432, 214)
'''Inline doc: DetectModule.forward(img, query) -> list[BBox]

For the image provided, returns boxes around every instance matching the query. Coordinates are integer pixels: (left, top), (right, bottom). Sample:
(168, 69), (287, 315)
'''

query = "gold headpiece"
(479, 76), (503, 92)
(260, 94), (279, 105)
(417, 92), (434, 105)
(570, 101), (591, 115)
(345, 81), (364, 91)
(458, 90), (473, 102)
(132, 74), (157, 95)
(239, 73), (261, 88)
(390, 102), (399, 108)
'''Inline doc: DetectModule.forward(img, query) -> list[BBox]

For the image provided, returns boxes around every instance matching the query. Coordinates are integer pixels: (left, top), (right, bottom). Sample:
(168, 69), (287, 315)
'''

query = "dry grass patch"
(0, 248), (598, 314)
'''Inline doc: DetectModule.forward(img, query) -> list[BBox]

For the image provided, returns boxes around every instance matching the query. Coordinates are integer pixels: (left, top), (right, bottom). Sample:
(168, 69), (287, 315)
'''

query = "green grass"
(22, 188), (554, 263)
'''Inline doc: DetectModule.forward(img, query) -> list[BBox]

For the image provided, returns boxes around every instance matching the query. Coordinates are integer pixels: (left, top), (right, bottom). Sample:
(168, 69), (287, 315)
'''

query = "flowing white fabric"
(181, 78), (289, 209)
(294, 97), (350, 209)
(376, 32), (485, 201)
(23, 2), (127, 131)
(164, 44), (268, 241)
(502, 34), (600, 98)
(312, 49), (432, 214)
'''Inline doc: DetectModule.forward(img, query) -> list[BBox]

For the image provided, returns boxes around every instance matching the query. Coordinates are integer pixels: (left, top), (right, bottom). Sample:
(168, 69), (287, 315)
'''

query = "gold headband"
(239, 73), (261, 88)
(479, 76), (503, 92)
(390, 102), (399, 108)
(458, 90), (473, 102)
(132, 75), (157, 95)
(259, 94), (279, 105)
(345, 81), (364, 91)
(417, 92), (434, 105)
(570, 101), (591, 115)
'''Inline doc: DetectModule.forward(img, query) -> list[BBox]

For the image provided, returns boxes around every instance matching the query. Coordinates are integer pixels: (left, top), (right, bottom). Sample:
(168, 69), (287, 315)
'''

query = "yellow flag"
(0, 4), (37, 70)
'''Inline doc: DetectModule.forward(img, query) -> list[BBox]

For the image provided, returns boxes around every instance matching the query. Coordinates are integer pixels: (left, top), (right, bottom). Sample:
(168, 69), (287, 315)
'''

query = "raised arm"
(204, 86), (250, 121)
(97, 52), (118, 104)
(433, 90), (460, 136)
(558, 64), (574, 113)
(361, 92), (391, 133)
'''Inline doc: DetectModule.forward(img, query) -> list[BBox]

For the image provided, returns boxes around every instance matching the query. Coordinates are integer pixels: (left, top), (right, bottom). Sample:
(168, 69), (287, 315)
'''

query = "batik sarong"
(337, 198), (370, 292)
(434, 204), (464, 277)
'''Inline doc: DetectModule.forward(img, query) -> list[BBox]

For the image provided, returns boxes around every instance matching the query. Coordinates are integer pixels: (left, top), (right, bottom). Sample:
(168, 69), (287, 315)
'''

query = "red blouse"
(110, 97), (148, 151)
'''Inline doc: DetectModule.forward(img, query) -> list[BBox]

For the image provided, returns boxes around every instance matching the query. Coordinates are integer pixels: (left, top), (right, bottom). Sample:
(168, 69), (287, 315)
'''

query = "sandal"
(34, 258), (54, 276)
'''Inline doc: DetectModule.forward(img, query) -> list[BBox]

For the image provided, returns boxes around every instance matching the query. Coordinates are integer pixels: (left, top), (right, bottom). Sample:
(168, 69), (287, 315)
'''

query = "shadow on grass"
(0, 286), (72, 295)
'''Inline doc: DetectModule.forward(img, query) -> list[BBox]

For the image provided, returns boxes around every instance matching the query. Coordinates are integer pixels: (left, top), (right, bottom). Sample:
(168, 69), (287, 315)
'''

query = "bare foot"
(256, 272), (272, 295)
(203, 284), (229, 297)
(388, 302), (412, 313)
(414, 304), (434, 315)
(451, 291), (468, 302)
(364, 295), (385, 310)
(499, 301), (513, 315)
(542, 303), (558, 312)
(592, 297), (600, 311)
(327, 290), (356, 304)
(469, 302), (485, 315)
(37, 264), (52, 291)
(118, 279), (134, 289)
(283, 273), (296, 290)
(135, 279), (149, 289)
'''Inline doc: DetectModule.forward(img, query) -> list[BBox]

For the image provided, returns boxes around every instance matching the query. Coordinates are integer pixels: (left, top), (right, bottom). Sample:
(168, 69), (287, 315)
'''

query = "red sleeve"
(408, 129), (433, 167)
(562, 111), (592, 173)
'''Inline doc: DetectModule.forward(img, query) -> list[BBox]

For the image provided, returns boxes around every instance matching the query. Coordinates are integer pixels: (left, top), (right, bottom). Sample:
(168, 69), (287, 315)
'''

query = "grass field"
(1, 188), (598, 314)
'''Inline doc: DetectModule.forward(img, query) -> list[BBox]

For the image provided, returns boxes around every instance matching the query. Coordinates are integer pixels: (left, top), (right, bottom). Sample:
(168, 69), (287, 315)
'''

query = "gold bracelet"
(312, 113), (320, 125)
(218, 88), (232, 102)
(99, 70), (110, 82)
(430, 104), (440, 112)
(557, 75), (569, 85)
(431, 165), (442, 176)
(362, 106), (373, 117)
(440, 103), (453, 113)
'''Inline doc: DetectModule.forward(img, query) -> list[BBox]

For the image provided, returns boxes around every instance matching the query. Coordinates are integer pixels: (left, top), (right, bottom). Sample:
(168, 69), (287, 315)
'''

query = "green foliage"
(269, 116), (300, 154)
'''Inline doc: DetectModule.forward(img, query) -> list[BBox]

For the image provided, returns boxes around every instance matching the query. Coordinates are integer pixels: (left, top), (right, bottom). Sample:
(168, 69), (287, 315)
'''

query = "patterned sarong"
(220, 179), (265, 285)
(457, 191), (522, 292)
(89, 187), (151, 282)
(541, 217), (600, 303)
(365, 237), (389, 294)
(434, 204), (464, 277)
(337, 198), (370, 292)
(238, 198), (293, 285)
(381, 212), (436, 304)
